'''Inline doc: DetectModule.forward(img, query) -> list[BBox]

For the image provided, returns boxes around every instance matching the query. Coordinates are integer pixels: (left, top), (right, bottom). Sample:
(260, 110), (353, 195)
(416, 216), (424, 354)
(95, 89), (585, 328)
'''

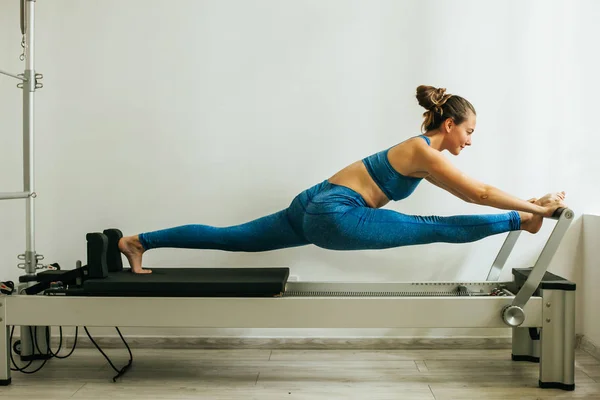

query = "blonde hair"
(416, 85), (476, 132)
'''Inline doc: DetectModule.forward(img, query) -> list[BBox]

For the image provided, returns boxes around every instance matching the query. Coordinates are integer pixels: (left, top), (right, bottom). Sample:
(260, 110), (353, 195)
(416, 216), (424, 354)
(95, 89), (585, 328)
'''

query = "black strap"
(529, 327), (540, 340)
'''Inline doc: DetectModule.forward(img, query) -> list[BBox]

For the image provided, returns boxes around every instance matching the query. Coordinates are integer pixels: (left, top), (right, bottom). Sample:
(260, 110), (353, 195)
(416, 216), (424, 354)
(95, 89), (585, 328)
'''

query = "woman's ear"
(444, 118), (454, 133)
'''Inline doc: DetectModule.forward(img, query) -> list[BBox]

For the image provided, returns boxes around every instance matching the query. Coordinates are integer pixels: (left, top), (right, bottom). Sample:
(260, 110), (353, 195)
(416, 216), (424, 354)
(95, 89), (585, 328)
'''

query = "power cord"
(9, 324), (133, 381)
(6, 275), (133, 381)
(84, 327), (133, 382)
(44, 326), (78, 359)
(9, 326), (47, 374)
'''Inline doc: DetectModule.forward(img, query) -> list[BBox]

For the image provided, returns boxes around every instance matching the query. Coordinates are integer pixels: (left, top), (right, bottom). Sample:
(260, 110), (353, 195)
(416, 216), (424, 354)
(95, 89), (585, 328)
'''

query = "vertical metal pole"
(0, 298), (10, 385)
(19, 0), (49, 364)
(23, 0), (37, 276)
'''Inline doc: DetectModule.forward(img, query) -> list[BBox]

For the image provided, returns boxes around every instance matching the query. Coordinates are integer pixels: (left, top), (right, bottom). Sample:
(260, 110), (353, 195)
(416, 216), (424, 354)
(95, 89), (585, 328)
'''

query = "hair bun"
(415, 86), (476, 133)
(416, 85), (452, 112)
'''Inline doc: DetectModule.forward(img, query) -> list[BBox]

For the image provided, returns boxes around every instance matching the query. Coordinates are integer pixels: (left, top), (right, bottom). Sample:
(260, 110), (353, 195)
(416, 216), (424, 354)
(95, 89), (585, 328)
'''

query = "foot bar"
(487, 231), (522, 281)
(511, 208), (574, 310)
(487, 208), (572, 282)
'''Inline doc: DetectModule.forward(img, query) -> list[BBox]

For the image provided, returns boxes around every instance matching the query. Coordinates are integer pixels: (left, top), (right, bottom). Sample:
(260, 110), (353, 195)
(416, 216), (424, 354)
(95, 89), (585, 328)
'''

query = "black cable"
(113, 327), (133, 381)
(83, 327), (133, 382)
(23, 326), (76, 364)
(45, 326), (78, 359)
(7, 282), (133, 380)
(9, 326), (33, 372)
(9, 326), (49, 374)
(11, 323), (131, 382)
(33, 326), (54, 358)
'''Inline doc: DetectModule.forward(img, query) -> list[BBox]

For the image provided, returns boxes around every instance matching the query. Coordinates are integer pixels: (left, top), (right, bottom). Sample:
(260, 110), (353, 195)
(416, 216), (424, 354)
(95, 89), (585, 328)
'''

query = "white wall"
(1, 0), (598, 339)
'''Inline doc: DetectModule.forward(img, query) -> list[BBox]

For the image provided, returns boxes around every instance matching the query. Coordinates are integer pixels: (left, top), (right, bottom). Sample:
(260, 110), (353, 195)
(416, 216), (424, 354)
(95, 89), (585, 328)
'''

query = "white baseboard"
(51, 336), (515, 350)
(20, 333), (586, 351)
(581, 335), (600, 360)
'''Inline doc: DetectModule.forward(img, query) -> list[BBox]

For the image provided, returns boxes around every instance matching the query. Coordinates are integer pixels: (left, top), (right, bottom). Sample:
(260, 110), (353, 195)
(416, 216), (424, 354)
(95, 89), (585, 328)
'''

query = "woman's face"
(446, 112), (476, 155)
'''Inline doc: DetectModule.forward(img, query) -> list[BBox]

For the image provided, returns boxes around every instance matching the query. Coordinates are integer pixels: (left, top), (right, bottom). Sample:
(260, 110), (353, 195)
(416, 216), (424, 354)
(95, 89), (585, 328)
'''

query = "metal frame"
(0, 0), (42, 275)
(0, 0), (576, 391)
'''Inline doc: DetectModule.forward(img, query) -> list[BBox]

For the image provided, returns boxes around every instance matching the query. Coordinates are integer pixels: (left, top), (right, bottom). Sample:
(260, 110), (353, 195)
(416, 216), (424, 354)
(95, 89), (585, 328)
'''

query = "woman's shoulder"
(390, 134), (431, 153)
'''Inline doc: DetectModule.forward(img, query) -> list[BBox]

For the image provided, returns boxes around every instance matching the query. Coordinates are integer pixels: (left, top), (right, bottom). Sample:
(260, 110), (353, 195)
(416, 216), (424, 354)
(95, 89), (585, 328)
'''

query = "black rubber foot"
(0, 378), (11, 386)
(539, 380), (575, 391)
(21, 353), (52, 362)
(512, 354), (540, 363)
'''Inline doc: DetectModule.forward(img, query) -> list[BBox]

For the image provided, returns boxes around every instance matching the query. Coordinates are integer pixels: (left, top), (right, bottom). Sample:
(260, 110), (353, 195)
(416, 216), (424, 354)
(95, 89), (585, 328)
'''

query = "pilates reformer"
(0, 0), (577, 390)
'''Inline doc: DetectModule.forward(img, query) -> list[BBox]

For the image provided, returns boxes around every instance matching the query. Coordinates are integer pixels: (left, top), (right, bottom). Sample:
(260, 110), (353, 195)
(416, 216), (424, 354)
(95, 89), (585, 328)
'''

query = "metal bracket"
(17, 253), (45, 270)
(17, 71), (43, 90)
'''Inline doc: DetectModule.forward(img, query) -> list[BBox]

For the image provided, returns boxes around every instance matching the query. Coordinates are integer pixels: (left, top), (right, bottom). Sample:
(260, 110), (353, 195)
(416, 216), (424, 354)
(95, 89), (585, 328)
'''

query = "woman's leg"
(304, 206), (523, 250)
(119, 180), (328, 273)
(139, 210), (308, 251)
(120, 208), (309, 273)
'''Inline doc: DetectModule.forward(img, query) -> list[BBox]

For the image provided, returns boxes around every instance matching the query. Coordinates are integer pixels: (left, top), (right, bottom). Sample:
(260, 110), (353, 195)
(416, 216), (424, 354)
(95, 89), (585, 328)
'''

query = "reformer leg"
(538, 288), (576, 390)
(0, 297), (10, 385)
(17, 281), (51, 362)
(20, 325), (50, 361)
(512, 326), (540, 363)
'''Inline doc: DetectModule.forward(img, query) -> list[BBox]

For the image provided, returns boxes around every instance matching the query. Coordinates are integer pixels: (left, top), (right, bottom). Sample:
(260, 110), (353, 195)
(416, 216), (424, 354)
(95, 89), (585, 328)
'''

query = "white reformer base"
(0, 277), (576, 390)
(0, 292), (542, 329)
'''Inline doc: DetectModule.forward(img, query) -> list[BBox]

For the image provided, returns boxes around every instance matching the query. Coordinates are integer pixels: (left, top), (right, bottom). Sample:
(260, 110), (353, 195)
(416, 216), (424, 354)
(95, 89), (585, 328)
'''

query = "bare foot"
(518, 211), (543, 234)
(118, 235), (152, 274)
(519, 191), (567, 232)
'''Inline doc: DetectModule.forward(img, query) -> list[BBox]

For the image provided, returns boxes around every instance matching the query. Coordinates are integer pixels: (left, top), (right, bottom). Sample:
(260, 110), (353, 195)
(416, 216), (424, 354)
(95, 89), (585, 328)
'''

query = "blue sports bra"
(362, 135), (431, 201)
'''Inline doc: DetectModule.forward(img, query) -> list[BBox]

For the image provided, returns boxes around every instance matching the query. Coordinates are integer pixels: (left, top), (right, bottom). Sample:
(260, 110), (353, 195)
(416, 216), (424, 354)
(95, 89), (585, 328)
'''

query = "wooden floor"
(5, 348), (600, 399)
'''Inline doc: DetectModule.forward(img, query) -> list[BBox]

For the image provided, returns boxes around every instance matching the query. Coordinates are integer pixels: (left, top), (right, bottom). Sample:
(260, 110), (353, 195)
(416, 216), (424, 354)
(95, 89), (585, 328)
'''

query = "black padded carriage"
(73, 267), (289, 297)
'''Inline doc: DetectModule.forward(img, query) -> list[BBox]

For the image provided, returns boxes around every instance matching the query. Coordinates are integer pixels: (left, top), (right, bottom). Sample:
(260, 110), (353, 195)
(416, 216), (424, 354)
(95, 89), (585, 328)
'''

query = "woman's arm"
(427, 174), (539, 206)
(417, 147), (547, 215)
(425, 175), (473, 203)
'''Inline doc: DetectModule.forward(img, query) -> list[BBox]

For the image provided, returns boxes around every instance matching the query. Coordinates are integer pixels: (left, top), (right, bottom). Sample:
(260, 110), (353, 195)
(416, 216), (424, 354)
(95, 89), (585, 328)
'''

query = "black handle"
(103, 228), (124, 272)
(550, 207), (568, 220)
(86, 233), (109, 279)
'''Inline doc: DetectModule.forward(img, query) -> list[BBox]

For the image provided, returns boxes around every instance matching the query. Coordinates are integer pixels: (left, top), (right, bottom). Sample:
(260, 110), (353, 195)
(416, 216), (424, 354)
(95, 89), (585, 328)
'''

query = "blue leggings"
(138, 180), (521, 252)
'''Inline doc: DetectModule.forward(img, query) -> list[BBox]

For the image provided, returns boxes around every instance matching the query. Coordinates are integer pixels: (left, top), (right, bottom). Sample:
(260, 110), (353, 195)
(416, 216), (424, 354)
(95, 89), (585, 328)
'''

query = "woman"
(119, 85), (567, 274)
